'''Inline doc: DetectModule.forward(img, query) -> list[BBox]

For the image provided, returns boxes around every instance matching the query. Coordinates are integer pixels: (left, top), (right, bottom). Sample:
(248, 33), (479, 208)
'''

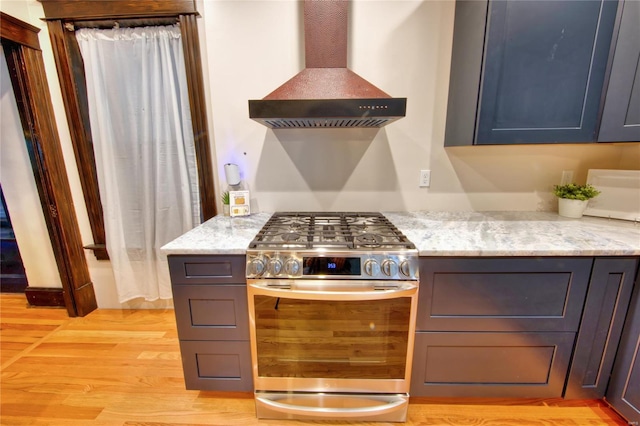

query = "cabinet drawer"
(417, 257), (591, 332)
(411, 331), (575, 397)
(173, 285), (249, 341)
(169, 255), (246, 285)
(179, 340), (252, 391)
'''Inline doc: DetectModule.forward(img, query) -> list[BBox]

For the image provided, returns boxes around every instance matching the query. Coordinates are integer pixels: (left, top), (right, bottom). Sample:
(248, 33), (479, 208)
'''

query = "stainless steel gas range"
(245, 212), (419, 422)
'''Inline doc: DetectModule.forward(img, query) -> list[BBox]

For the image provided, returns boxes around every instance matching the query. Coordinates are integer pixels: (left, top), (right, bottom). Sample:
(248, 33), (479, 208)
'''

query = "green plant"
(221, 191), (230, 205)
(552, 183), (601, 201)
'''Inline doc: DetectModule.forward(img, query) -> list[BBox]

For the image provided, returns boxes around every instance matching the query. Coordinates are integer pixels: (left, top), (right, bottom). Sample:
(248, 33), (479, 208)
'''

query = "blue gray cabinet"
(445, 0), (619, 145)
(598, 0), (640, 142)
(566, 257), (638, 399)
(411, 257), (591, 397)
(606, 271), (640, 423)
(168, 255), (253, 391)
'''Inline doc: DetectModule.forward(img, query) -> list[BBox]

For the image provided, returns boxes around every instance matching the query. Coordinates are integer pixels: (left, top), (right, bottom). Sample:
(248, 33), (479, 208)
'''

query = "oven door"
(247, 279), (418, 396)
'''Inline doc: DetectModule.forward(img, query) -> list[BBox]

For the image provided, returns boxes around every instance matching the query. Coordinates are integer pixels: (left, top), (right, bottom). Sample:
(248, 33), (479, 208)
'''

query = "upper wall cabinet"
(598, 0), (640, 142)
(444, 0), (638, 146)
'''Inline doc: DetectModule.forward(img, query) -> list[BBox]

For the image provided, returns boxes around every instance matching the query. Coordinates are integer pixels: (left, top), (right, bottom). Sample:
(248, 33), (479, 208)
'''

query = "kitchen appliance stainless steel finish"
(246, 212), (418, 421)
(248, 0), (406, 129)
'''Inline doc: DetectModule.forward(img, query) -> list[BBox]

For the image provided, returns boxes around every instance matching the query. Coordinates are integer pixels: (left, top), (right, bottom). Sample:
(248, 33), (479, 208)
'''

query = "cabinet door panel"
(411, 332), (575, 397)
(179, 340), (253, 391)
(598, 0), (640, 142)
(566, 257), (638, 399)
(477, 0), (618, 144)
(417, 257), (592, 332)
(444, 0), (488, 146)
(606, 277), (640, 423)
(173, 285), (249, 341)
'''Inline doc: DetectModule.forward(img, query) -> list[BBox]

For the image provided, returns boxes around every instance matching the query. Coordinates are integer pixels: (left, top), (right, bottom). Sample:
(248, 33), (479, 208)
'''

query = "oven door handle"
(247, 280), (417, 301)
(255, 393), (407, 419)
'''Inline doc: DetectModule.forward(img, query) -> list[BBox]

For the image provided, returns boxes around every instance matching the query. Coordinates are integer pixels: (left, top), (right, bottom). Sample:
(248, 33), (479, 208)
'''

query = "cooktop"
(247, 212), (416, 251)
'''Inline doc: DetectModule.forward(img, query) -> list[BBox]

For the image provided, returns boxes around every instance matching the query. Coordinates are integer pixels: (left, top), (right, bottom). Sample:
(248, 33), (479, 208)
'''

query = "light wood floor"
(0, 293), (629, 426)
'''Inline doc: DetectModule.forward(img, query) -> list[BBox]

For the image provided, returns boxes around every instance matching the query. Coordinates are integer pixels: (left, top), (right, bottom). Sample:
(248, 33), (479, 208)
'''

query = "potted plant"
(552, 183), (601, 218)
(221, 191), (230, 216)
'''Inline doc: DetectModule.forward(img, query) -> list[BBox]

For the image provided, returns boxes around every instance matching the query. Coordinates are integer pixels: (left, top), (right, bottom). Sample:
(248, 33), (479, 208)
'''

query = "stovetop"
(246, 212), (418, 280)
(247, 212), (416, 251)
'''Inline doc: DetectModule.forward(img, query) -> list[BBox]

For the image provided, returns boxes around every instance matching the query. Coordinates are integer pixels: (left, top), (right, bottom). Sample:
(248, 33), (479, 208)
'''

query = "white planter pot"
(223, 204), (230, 216)
(558, 198), (589, 219)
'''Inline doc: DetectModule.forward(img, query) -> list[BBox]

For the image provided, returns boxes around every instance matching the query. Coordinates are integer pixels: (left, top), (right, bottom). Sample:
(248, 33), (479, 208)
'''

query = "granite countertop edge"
(160, 211), (640, 257)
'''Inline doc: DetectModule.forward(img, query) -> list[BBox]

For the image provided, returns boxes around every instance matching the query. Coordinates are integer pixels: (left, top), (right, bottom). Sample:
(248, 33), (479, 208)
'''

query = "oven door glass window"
(254, 295), (411, 379)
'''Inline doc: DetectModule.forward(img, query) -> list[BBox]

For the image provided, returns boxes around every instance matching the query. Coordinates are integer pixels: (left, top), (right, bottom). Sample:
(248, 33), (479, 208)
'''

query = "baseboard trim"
(24, 287), (66, 307)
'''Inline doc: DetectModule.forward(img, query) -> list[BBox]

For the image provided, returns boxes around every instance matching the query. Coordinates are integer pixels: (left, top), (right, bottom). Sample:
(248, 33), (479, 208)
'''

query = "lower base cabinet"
(167, 253), (639, 412)
(411, 256), (639, 401)
(169, 255), (253, 392)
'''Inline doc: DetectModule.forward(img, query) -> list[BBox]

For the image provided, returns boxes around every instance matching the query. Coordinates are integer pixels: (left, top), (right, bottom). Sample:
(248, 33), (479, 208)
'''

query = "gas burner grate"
(248, 212), (415, 250)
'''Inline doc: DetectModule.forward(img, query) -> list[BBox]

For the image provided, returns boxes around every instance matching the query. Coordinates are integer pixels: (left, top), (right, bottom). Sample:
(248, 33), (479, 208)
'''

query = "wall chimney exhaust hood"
(248, 0), (406, 129)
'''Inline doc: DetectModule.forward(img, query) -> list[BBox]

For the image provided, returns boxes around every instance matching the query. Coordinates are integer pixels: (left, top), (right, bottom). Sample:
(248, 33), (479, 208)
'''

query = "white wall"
(203, 0), (639, 214)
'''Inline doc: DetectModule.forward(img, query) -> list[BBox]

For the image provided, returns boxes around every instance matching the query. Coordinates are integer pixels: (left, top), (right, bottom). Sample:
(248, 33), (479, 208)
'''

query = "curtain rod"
(64, 17), (181, 32)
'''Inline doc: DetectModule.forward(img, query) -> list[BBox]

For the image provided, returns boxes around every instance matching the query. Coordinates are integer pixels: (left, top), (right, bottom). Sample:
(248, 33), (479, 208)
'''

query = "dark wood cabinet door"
(606, 277), (640, 423)
(476, 0), (618, 144)
(598, 0), (640, 142)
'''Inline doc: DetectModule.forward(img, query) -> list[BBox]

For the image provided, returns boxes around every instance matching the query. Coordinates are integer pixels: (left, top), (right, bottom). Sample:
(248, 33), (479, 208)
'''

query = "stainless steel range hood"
(248, 0), (406, 129)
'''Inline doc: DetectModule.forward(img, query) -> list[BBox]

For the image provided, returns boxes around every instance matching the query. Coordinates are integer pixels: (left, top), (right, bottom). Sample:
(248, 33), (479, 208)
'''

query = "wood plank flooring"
(0, 293), (629, 426)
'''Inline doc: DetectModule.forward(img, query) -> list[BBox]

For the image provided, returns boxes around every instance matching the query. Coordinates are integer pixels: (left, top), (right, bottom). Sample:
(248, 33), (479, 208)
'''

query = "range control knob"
(247, 256), (266, 277)
(268, 258), (283, 275)
(400, 260), (412, 277)
(364, 259), (380, 277)
(284, 258), (300, 276)
(382, 259), (399, 277)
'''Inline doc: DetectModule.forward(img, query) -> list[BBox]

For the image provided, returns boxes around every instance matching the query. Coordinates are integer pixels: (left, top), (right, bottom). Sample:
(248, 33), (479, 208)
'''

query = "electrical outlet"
(561, 170), (574, 185)
(419, 170), (431, 187)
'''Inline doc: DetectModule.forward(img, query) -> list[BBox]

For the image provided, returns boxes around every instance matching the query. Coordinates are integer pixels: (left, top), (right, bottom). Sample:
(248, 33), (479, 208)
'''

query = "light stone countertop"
(161, 211), (640, 257)
(383, 211), (640, 256)
(161, 212), (272, 255)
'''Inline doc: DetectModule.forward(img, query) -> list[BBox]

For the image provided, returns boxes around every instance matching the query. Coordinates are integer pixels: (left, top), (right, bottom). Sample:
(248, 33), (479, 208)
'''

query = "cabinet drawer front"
(173, 285), (249, 340)
(169, 255), (246, 285)
(179, 340), (252, 391)
(418, 257), (591, 332)
(411, 331), (575, 397)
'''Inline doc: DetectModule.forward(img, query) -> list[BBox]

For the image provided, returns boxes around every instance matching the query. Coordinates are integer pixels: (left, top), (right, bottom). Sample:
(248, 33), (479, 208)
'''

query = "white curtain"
(76, 25), (200, 303)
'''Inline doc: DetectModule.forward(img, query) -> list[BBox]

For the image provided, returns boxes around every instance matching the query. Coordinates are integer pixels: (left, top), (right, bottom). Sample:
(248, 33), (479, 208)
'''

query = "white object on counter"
(558, 199), (589, 219)
(224, 163), (241, 186)
(584, 169), (640, 222)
